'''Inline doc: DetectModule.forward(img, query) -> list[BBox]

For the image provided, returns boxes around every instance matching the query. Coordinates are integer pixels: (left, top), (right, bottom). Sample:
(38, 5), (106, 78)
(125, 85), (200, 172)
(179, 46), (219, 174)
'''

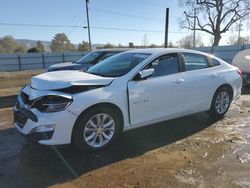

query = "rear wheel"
(72, 107), (122, 151)
(209, 87), (232, 119)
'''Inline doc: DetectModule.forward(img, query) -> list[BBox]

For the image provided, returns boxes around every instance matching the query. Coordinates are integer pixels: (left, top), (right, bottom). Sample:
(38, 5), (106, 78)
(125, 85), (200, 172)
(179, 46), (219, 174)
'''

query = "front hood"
(31, 71), (114, 90)
(49, 62), (75, 69)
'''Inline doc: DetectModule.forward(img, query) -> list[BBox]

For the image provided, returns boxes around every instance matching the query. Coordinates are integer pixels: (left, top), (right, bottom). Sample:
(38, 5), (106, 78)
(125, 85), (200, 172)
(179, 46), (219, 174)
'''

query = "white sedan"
(14, 48), (242, 150)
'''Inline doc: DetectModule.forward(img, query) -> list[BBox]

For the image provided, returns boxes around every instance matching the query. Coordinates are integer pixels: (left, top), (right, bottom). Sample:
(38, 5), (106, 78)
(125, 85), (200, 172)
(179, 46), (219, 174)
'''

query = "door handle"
(173, 79), (184, 84)
(209, 73), (218, 78)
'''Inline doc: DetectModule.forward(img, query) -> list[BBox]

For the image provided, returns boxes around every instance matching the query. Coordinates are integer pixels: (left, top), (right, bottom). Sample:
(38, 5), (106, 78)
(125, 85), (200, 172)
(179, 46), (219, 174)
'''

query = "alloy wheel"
(83, 113), (115, 148)
(215, 91), (230, 114)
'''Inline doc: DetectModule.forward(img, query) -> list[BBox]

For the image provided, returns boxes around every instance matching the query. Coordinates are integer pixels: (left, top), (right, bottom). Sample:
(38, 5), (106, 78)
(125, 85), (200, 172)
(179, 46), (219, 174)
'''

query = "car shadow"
(242, 85), (250, 95)
(0, 95), (16, 109)
(0, 113), (218, 188)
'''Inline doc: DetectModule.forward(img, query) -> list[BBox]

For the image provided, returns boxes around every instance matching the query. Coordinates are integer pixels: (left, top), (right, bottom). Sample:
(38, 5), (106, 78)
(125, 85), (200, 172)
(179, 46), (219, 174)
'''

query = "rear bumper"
(231, 74), (242, 101)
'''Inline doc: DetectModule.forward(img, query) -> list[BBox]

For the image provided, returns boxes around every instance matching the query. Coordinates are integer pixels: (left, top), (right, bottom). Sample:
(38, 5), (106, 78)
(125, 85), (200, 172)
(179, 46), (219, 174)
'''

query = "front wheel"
(209, 87), (232, 119)
(72, 107), (122, 151)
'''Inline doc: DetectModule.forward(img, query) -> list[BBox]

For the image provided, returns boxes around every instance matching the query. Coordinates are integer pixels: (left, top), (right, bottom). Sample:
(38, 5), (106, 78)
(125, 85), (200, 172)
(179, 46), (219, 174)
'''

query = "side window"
(183, 53), (209, 71)
(209, 57), (221, 67)
(149, 53), (179, 77)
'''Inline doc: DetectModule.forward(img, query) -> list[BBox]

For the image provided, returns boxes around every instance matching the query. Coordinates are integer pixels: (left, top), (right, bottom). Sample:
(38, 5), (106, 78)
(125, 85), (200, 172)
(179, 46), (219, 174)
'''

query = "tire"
(209, 87), (232, 119)
(72, 107), (122, 151)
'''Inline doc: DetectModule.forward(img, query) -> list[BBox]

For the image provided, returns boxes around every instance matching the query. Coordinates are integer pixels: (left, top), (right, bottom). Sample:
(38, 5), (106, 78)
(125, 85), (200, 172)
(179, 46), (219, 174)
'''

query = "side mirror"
(152, 60), (159, 66)
(134, 68), (154, 80)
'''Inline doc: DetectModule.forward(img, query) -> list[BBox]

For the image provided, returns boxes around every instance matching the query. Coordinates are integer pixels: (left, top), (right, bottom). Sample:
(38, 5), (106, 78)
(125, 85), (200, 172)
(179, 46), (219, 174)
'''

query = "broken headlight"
(33, 95), (72, 113)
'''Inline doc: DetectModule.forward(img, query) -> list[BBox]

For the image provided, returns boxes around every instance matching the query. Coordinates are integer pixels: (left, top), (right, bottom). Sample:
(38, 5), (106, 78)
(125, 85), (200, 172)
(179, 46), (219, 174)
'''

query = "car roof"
(126, 48), (211, 56)
(92, 48), (133, 52)
(91, 48), (213, 58)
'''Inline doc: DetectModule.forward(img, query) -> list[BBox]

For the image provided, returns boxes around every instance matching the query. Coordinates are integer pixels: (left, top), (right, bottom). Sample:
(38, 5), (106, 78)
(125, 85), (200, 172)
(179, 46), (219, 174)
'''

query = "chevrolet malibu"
(14, 48), (242, 150)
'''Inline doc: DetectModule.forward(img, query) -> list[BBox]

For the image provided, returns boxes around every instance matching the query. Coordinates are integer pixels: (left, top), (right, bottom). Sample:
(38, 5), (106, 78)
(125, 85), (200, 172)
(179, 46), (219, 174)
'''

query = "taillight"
(237, 69), (243, 77)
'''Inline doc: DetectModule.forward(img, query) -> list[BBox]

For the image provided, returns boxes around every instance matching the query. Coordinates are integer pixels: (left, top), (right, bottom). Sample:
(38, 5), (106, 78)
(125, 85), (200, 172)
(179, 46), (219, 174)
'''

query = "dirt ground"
(0, 82), (250, 187)
(0, 70), (44, 97)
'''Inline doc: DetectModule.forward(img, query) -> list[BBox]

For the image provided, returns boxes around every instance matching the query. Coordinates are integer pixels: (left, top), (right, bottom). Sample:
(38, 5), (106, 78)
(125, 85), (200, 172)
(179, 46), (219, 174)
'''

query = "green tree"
(0, 35), (26, 53)
(14, 46), (26, 53)
(50, 33), (75, 52)
(103, 43), (115, 49)
(27, 47), (39, 53)
(36, 40), (45, 52)
(78, 41), (89, 51)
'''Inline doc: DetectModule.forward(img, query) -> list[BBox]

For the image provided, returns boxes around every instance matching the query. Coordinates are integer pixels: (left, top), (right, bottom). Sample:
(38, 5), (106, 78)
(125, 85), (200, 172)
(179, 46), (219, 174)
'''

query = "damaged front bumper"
(14, 86), (78, 145)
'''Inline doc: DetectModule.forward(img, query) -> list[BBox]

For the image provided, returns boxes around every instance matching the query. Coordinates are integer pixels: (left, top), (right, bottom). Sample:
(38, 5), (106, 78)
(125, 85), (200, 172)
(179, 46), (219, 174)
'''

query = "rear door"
(128, 53), (185, 127)
(182, 53), (221, 114)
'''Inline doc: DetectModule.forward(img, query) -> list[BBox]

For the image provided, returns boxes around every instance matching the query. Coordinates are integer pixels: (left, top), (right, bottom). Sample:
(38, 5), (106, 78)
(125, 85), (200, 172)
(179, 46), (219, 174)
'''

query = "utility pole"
(237, 20), (243, 45)
(193, 8), (196, 48)
(142, 33), (149, 47)
(164, 8), (169, 48)
(85, 0), (92, 51)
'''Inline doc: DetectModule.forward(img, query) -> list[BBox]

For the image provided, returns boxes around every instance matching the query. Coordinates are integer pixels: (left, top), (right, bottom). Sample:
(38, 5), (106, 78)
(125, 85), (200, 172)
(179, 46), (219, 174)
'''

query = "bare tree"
(178, 34), (204, 48)
(179, 0), (250, 46)
(227, 35), (250, 45)
(226, 25), (250, 45)
(209, 36), (214, 46)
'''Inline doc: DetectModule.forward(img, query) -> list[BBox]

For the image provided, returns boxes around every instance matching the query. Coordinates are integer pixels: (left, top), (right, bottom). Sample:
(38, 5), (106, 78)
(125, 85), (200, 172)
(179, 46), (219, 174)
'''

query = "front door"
(128, 53), (185, 127)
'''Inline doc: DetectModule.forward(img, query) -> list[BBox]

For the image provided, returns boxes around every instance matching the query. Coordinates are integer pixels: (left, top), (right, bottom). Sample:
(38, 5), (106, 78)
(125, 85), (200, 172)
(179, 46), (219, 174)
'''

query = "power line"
(0, 22), (80, 28)
(90, 8), (164, 22)
(0, 22), (211, 35)
(0, 22), (164, 32)
(92, 26), (164, 33)
(67, 15), (82, 36)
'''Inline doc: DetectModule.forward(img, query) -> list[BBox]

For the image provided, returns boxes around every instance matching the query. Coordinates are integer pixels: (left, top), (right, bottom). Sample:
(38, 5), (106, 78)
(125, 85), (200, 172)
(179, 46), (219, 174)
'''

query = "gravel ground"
(0, 90), (250, 188)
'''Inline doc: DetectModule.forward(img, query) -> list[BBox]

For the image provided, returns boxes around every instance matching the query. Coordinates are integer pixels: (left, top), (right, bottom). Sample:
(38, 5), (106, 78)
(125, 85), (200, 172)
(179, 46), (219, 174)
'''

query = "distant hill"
(92, 44), (105, 49)
(16, 39), (51, 51)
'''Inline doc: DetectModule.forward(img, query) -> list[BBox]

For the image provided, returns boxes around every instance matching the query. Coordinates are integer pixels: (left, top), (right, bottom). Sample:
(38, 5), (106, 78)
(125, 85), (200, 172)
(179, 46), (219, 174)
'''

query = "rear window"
(209, 57), (221, 67)
(183, 53), (209, 71)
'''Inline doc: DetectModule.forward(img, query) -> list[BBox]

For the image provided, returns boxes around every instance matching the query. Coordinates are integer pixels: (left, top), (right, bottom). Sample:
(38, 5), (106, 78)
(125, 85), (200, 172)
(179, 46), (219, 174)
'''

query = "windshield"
(87, 52), (151, 77)
(75, 52), (103, 64)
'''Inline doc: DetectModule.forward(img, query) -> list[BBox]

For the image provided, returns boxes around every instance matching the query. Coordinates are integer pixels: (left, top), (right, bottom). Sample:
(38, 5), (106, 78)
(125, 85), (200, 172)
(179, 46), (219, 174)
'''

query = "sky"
(0, 0), (248, 46)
